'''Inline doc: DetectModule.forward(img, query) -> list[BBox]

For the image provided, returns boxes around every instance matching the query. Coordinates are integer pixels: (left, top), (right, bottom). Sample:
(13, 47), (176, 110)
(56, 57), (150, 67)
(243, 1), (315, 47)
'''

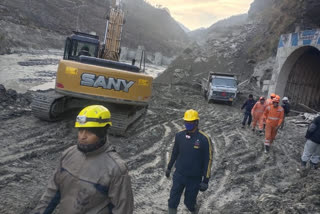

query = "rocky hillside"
(188, 14), (248, 45)
(0, 0), (189, 56)
(247, 0), (320, 61)
(157, 0), (320, 93)
(156, 13), (253, 85)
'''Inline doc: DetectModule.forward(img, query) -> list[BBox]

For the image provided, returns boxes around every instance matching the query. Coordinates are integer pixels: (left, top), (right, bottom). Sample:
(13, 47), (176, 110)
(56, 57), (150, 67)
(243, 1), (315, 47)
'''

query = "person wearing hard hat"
(241, 94), (256, 128)
(301, 115), (320, 169)
(166, 109), (213, 214)
(263, 98), (284, 153)
(251, 96), (266, 133)
(280, 97), (290, 130)
(265, 93), (276, 106)
(263, 93), (278, 130)
(34, 105), (134, 214)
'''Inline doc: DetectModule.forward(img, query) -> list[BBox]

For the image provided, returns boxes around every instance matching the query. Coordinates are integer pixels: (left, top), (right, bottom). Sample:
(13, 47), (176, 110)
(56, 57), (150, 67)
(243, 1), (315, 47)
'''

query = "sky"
(147, 0), (254, 30)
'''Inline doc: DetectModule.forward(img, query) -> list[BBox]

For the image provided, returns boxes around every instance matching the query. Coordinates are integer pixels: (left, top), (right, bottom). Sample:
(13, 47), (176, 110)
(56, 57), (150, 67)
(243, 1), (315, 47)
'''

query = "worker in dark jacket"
(301, 115), (320, 169)
(34, 105), (134, 214)
(280, 97), (290, 129)
(241, 94), (256, 128)
(166, 109), (213, 214)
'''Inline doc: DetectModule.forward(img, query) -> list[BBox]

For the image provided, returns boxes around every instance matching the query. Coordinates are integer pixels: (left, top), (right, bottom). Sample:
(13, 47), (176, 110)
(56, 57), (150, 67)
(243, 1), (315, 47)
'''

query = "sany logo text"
(80, 73), (135, 93)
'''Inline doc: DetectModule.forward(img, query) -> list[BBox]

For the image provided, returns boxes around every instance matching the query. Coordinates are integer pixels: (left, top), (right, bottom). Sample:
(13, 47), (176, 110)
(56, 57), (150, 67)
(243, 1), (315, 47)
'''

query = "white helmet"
(282, 97), (289, 101)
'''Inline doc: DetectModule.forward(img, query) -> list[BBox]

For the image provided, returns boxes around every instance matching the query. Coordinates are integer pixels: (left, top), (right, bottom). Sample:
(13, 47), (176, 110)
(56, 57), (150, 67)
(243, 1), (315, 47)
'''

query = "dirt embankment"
(0, 82), (320, 214)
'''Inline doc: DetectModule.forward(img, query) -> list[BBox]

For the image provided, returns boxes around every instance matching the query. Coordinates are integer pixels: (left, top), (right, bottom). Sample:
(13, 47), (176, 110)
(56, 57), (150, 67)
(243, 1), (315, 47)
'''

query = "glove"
(165, 169), (171, 178)
(199, 182), (208, 192)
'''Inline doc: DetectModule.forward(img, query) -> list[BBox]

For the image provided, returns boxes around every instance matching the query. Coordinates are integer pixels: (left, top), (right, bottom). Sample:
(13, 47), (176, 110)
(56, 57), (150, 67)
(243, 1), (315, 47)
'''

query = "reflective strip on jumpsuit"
(263, 106), (284, 146)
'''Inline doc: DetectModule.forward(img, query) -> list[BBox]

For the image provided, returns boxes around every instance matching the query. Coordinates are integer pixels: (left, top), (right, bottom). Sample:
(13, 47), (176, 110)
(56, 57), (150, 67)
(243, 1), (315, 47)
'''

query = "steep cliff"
(0, 0), (189, 56)
(248, 0), (320, 60)
(157, 0), (320, 86)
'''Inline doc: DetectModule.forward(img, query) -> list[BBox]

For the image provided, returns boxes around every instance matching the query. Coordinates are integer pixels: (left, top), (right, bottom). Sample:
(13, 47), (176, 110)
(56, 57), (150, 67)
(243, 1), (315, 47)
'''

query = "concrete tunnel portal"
(269, 29), (320, 111)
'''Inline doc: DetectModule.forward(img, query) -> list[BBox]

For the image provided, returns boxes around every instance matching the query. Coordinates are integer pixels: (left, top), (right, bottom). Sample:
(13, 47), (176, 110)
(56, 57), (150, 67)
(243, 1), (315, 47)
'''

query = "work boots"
(310, 162), (318, 170)
(192, 204), (200, 214)
(259, 130), (263, 136)
(264, 145), (270, 153)
(301, 160), (307, 168)
(168, 207), (177, 214)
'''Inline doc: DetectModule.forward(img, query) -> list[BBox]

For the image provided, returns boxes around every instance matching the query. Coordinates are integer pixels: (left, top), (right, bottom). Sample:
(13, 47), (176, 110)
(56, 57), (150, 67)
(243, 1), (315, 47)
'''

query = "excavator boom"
(102, 0), (124, 61)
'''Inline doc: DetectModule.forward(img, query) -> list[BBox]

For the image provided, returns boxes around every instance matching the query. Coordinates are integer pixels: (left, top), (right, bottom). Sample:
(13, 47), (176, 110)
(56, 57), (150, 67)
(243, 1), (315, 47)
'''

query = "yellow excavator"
(32, 0), (153, 135)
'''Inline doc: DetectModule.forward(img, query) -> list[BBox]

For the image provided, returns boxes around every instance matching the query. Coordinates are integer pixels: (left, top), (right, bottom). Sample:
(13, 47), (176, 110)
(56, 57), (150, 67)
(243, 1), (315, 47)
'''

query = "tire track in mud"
(131, 121), (179, 213)
(1, 85), (319, 213)
(0, 112), (75, 214)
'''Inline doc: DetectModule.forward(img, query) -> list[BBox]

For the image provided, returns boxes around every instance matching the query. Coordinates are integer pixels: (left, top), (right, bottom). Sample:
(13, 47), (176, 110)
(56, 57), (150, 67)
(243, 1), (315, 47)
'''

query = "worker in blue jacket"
(241, 94), (256, 128)
(165, 109), (213, 214)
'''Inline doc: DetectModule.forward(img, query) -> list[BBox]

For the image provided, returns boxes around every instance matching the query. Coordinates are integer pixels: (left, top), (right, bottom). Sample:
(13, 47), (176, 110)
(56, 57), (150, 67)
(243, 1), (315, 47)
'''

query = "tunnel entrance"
(284, 47), (320, 111)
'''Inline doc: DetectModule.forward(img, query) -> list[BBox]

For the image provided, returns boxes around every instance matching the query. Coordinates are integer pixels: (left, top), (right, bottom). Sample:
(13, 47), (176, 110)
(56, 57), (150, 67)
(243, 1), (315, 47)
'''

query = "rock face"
(0, 0), (189, 56)
(156, 14), (254, 85)
(248, 0), (320, 61)
(157, 0), (320, 93)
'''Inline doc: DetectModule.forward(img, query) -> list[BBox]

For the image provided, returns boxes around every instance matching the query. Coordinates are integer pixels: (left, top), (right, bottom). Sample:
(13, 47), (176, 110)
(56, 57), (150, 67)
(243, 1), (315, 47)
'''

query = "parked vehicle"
(201, 72), (238, 105)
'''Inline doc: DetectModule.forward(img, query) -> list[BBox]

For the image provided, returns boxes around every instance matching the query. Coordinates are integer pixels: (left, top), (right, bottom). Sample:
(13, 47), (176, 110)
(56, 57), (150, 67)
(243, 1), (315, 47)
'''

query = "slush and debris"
(0, 74), (319, 213)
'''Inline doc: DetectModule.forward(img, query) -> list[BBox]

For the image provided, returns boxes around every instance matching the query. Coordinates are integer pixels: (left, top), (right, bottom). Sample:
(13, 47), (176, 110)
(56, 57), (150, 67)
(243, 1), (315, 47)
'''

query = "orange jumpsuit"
(263, 105), (284, 146)
(251, 102), (266, 130)
(265, 98), (273, 106)
(263, 98), (274, 127)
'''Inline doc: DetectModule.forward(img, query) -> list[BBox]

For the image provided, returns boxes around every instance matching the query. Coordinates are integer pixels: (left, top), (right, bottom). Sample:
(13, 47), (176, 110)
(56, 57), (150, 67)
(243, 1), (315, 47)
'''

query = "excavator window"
(63, 38), (98, 61)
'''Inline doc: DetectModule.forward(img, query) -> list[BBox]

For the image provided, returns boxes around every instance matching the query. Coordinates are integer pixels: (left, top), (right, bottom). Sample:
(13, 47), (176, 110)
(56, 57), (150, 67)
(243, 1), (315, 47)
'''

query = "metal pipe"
(143, 51), (146, 73)
(104, 19), (109, 45)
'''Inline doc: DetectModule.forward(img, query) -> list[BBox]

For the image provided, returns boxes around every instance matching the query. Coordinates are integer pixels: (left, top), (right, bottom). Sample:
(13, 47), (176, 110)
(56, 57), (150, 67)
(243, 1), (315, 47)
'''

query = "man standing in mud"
(165, 109), (213, 214)
(301, 115), (320, 169)
(34, 105), (134, 214)
(241, 94), (256, 128)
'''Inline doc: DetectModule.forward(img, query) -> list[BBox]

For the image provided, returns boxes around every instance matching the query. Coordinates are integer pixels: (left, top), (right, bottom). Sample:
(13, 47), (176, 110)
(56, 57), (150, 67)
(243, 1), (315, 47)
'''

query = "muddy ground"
(0, 54), (320, 214)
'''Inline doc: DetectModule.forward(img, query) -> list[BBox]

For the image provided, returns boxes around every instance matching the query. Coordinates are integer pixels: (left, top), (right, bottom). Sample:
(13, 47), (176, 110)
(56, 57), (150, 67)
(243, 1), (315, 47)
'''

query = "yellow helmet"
(75, 105), (112, 128)
(183, 109), (199, 121)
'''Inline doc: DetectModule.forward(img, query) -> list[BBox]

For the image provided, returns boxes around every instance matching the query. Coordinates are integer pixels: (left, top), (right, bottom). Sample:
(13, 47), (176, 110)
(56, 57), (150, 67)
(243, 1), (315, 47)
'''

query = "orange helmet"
(275, 95), (280, 100)
(270, 93), (276, 98)
(259, 96), (265, 101)
(272, 97), (280, 103)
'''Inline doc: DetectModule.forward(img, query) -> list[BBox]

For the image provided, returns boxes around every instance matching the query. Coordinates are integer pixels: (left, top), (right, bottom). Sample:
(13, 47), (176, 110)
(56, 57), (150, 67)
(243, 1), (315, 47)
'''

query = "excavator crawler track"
(109, 107), (147, 136)
(32, 90), (147, 136)
(32, 90), (65, 121)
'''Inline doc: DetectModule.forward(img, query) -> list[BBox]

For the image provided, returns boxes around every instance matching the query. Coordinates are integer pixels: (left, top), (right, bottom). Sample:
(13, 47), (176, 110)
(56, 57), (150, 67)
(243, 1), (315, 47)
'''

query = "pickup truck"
(201, 72), (238, 105)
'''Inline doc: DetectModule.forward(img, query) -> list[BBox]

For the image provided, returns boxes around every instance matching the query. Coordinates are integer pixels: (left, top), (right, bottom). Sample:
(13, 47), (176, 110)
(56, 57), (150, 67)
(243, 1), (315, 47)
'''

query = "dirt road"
(1, 82), (319, 214)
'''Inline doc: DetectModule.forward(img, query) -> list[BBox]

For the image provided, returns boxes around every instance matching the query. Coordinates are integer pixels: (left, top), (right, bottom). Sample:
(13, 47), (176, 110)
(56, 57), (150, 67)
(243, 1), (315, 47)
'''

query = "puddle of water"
(0, 50), (166, 93)
(31, 81), (56, 91)
(0, 50), (62, 93)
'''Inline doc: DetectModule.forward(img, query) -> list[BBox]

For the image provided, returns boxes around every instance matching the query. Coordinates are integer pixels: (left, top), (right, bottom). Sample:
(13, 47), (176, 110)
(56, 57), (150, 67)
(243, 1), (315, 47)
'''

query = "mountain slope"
(0, 0), (189, 56)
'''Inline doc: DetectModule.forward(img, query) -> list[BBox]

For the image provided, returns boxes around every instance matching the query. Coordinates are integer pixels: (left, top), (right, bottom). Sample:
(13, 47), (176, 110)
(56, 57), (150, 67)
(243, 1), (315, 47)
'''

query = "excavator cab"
(63, 32), (100, 61)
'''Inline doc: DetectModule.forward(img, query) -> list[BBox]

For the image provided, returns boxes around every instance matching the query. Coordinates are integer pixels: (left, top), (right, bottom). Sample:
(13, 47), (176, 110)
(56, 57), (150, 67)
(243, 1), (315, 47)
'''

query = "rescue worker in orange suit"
(34, 105), (134, 214)
(251, 96), (266, 133)
(166, 109), (213, 214)
(263, 98), (284, 153)
(265, 93), (276, 106)
(263, 93), (276, 130)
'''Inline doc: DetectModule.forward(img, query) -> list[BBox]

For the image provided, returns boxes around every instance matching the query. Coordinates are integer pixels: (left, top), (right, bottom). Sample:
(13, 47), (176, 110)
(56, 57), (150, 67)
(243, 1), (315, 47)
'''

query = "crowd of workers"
(241, 93), (290, 153)
(33, 97), (319, 213)
(241, 93), (320, 169)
